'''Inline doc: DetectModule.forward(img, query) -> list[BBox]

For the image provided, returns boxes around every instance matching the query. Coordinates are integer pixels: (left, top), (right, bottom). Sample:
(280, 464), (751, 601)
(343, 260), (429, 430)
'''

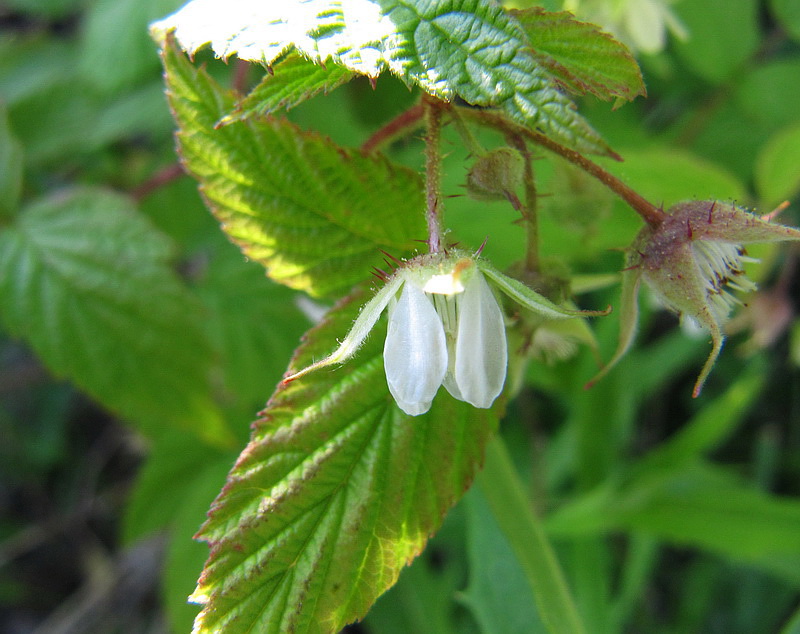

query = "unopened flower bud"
(466, 148), (525, 203)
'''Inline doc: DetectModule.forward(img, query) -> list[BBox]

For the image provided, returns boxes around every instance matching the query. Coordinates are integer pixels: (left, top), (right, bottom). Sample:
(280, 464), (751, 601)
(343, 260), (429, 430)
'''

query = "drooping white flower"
(286, 251), (599, 416)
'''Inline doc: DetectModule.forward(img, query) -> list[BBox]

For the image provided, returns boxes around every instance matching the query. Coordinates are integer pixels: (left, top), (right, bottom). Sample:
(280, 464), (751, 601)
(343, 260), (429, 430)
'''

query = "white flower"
(383, 263), (507, 415)
(286, 252), (598, 416)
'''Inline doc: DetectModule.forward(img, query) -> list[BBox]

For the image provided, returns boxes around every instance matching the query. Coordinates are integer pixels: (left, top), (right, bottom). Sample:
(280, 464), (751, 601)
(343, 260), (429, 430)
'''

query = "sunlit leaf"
(224, 55), (354, 123)
(152, 0), (611, 154)
(163, 39), (425, 297)
(191, 289), (498, 633)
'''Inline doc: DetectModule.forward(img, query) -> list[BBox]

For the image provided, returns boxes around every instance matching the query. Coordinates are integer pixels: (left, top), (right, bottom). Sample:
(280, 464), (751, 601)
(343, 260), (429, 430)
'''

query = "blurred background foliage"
(1, 0), (800, 632)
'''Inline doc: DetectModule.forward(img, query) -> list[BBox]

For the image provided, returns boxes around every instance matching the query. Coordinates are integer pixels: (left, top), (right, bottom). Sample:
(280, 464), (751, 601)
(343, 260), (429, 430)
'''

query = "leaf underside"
(192, 289), (498, 633)
(152, 0), (613, 155)
(163, 39), (426, 298)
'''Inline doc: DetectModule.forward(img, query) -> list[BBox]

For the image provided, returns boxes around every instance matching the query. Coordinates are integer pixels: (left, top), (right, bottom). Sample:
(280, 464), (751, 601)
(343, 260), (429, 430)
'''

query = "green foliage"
(0, 105), (23, 218)
(4, 1), (800, 633)
(0, 187), (230, 444)
(191, 290), (498, 633)
(152, 0), (614, 154)
(755, 123), (800, 206)
(164, 39), (425, 297)
(513, 7), (645, 102)
(225, 55), (355, 123)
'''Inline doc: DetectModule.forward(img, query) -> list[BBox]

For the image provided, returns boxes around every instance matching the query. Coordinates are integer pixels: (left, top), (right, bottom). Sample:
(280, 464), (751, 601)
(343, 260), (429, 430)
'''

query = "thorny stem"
(361, 104), (424, 154)
(463, 108), (667, 229)
(424, 96), (445, 253)
(508, 134), (540, 272)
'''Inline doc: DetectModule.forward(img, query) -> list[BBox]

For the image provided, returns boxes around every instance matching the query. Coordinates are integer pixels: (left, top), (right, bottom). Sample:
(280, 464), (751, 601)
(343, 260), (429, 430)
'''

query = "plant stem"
(477, 435), (587, 634)
(508, 134), (540, 272)
(361, 104), (424, 154)
(464, 108), (667, 228)
(423, 96), (445, 253)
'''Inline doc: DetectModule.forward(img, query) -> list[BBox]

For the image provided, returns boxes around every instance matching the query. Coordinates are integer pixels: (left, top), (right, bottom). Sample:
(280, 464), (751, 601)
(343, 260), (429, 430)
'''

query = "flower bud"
(466, 148), (525, 203)
(591, 200), (800, 397)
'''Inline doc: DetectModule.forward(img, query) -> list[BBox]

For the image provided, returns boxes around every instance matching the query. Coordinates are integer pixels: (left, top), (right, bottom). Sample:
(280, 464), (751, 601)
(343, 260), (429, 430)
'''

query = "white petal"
(384, 282), (448, 416)
(452, 271), (507, 408)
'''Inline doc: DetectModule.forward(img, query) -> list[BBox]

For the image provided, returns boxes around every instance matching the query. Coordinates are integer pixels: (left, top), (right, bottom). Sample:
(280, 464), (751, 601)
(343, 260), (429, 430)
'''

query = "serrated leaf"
(224, 54), (354, 123)
(0, 187), (231, 444)
(0, 104), (23, 218)
(511, 8), (645, 103)
(191, 288), (498, 633)
(152, 0), (611, 154)
(163, 39), (425, 297)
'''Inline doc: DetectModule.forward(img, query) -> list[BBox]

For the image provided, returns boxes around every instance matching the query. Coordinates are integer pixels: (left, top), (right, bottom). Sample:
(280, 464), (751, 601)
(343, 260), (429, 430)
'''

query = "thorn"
(687, 218), (694, 239)
(503, 190), (523, 212)
(266, 64), (274, 76)
(445, 193), (465, 199)
(621, 264), (641, 272)
(761, 200), (790, 222)
(369, 76), (378, 90)
(379, 249), (402, 265)
(475, 236), (489, 256)
(708, 200), (717, 223)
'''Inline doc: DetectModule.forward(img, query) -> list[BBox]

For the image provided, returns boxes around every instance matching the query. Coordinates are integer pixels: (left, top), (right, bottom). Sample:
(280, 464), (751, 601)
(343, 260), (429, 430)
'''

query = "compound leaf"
(191, 288), (498, 633)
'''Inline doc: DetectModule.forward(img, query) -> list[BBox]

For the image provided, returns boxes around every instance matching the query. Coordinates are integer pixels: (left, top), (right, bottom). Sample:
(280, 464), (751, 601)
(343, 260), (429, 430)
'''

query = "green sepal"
(477, 259), (610, 321)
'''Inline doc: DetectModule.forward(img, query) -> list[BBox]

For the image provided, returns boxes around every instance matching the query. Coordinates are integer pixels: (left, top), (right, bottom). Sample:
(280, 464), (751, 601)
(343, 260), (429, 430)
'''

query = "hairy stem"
(508, 134), (540, 272)
(464, 108), (666, 228)
(424, 96), (445, 253)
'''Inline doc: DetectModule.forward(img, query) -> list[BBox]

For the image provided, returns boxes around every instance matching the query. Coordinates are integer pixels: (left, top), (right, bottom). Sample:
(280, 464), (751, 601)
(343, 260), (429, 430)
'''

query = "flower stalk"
(423, 96), (445, 253)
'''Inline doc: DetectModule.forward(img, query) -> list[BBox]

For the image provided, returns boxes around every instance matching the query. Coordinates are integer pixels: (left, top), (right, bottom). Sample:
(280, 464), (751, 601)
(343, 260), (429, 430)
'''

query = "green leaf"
(123, 430), (235, 544)
(547, 462), (800, 585)
(153, 0), (611, 154)
(191, 288), (498, 633)
(195, 241), (310, 408)
(735, 59), (800, 130)
(461, 484), (547, 634)
(224, 55), (355, 123)
(163, 39), (426, 298)
(0, 105), (23, 218)
(512, 8), (645, 103)
(771, 0), (800, 43)
(80, 0), (185, 92)
(0, 187), (231, 444)
(672, 0), (760, 83)
(476, 436), (587, 634)
(755, 123), (800, 206)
